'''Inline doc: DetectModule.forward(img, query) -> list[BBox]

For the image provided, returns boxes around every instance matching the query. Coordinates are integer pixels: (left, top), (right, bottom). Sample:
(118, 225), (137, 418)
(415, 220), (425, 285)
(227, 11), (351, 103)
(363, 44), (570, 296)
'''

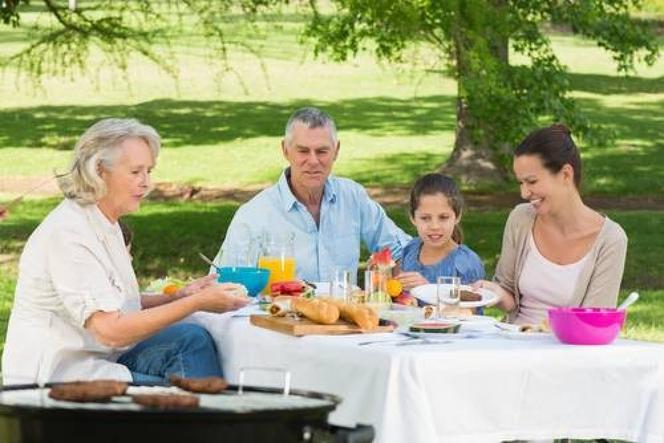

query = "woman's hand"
(195, 283), (251, 313)
(176, 274), (217, 297)
(395, 271), (429, 290)
(471, 280), (516, 312)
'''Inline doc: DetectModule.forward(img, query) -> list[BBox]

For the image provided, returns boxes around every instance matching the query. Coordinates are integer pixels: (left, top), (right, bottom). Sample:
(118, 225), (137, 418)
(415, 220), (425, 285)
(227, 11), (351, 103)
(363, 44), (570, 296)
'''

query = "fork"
(357, 336), (414, 346)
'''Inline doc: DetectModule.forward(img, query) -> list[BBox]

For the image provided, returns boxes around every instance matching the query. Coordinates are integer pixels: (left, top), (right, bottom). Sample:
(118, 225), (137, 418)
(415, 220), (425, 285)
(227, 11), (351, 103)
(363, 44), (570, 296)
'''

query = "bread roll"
(292, 297), (340, 325)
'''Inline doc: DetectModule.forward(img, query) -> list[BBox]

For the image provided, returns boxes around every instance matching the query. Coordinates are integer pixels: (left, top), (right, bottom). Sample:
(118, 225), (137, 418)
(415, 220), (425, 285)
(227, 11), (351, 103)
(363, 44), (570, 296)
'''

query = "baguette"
(326, 299), (379, 331)
(291, 297), (340, 325)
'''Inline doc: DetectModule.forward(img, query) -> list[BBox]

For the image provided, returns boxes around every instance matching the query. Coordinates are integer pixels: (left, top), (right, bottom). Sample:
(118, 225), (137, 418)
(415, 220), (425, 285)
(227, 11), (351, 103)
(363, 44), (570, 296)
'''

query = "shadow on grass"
(576, 97), (664, 195)
(344, 151), (446, 188)
(569, 72), (664, 95)
(126, 201), (242, 281)
(0, 95), (455, 151)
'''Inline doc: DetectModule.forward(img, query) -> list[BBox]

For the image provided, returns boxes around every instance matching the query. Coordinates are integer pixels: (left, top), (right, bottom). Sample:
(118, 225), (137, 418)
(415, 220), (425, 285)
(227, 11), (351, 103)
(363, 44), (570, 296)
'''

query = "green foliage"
(0, 0), (274, 83)
(303, 0), (660, 161)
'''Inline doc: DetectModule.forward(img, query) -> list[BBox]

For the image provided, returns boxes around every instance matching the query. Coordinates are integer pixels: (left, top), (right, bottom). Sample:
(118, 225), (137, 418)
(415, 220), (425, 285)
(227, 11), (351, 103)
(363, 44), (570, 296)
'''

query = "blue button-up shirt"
(212, 169), (411, 282)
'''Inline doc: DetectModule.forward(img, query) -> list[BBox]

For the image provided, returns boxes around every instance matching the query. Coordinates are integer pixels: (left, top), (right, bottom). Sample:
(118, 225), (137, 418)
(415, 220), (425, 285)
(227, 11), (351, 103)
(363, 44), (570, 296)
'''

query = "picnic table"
(192, 310), (664, 443)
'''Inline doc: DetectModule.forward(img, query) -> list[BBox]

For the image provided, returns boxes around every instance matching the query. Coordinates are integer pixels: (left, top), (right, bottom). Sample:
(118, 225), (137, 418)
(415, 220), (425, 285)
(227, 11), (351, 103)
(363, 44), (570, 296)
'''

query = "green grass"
(0, 13), (662, 194)
(1, 199), (663, 347)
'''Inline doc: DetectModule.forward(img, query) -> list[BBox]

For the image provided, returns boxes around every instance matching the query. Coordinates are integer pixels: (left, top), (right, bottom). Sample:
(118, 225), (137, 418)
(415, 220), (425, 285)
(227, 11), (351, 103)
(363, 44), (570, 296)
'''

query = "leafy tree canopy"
(301, 0), (660, 180)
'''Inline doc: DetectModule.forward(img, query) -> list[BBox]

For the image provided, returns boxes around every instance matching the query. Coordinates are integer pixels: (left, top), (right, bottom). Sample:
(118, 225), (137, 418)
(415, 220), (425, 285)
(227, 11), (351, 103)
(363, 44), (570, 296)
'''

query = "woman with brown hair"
(476, 124), (627, 325)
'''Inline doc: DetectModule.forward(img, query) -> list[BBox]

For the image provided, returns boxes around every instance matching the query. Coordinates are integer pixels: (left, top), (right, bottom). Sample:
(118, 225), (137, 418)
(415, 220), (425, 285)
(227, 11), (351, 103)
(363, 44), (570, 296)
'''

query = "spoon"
(617, 292), (639, 310)
(198, 252), (222, 273)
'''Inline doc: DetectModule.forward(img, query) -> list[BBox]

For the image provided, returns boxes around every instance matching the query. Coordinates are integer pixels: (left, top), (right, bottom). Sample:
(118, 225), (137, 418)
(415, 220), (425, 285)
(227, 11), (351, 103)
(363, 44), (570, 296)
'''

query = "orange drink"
(258, 256), (296, 287)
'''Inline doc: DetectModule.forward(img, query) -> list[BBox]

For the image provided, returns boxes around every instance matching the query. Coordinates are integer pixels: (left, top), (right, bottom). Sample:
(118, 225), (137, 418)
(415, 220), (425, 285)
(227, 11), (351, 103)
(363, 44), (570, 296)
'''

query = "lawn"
(0, 10), (663, 193)
(0, 5), (663, 352)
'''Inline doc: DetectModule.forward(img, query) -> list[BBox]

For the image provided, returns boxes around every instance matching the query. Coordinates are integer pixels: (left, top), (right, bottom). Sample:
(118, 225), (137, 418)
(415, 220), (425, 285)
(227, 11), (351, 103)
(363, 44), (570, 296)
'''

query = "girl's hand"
(395, 271), (429, 290)
(177, 274), (217, 297)
(196, 283), (251, 313)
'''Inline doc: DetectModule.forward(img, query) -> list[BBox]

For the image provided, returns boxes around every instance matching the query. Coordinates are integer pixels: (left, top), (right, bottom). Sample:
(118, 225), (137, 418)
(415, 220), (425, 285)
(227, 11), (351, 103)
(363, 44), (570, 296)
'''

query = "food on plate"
(49, 380), (128, 403)
(518, 319), (551, 333)
(459, 289), (482, 302)
(145, 277), (186, 295)
(291, 297), (340, 324)
(268, 295), (294, 317)
(409, 321), (461, 334)
(326, 299), (379, 331)
(269, 280), (315, 298)
(132, 393), (199, 409)
(169, 375), (228, 394)
(394, 292), (418, 307)
(225, 283), (249, 298)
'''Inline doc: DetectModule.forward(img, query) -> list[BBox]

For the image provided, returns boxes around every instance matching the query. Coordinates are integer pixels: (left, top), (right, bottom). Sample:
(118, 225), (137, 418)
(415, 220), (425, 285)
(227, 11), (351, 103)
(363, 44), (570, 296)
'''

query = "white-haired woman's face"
(97, 137), (155, 222)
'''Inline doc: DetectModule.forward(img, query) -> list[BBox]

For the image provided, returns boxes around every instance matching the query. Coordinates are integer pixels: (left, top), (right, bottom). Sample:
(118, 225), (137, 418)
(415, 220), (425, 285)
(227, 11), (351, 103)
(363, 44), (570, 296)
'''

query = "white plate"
(410, 284), (499, 308)
(494, 322), (552, 340)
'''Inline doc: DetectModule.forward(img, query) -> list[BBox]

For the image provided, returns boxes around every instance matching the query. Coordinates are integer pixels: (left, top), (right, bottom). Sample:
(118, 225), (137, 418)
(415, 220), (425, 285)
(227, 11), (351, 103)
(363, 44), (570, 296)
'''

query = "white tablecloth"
(191, 311), (664, 443)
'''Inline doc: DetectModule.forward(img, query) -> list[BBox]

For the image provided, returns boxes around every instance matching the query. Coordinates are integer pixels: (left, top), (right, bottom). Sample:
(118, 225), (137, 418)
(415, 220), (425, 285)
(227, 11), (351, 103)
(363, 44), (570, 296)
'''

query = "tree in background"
(1, 0), (660, 183)
(302, 0), (660, 182)
(0, 0), (266, 87)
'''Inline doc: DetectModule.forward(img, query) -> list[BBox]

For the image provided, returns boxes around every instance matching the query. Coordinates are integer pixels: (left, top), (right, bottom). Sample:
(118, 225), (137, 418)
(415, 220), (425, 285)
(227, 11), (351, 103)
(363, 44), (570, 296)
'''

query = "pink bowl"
(548, 307), (626, 345)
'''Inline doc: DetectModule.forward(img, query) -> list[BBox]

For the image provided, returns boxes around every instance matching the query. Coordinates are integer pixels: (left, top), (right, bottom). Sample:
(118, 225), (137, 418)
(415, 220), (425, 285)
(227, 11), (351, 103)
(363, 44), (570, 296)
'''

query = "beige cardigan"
(494, 203), (628, 322)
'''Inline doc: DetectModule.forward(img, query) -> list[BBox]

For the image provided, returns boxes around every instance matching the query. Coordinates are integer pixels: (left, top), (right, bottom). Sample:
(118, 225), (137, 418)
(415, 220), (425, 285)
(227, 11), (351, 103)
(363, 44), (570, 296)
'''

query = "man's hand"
(395, 271), (428, 290)
(0, 205), (8, 221)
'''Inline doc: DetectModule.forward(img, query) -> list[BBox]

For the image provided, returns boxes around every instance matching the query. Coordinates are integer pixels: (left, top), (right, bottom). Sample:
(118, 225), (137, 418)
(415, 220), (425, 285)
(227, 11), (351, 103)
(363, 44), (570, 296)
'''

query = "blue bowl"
(216, 266), (270, 297)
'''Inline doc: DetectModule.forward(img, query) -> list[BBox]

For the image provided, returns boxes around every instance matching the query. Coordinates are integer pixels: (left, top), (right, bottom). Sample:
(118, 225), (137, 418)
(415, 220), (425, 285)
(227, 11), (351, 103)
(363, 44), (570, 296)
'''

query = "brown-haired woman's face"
(513, 154), (573, 215)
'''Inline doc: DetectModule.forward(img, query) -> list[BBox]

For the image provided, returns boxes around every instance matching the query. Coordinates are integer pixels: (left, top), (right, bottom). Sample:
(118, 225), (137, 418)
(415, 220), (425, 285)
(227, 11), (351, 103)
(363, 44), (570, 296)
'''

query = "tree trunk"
(440, 0), (510, 185)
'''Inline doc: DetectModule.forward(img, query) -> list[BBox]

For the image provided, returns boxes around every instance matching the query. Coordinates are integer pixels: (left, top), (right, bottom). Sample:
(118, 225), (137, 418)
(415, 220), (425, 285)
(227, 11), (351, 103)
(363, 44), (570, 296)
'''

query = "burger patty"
(49, 380), (128, 403)
(132, 393), (200, 409)
(170, 375), (229, 394)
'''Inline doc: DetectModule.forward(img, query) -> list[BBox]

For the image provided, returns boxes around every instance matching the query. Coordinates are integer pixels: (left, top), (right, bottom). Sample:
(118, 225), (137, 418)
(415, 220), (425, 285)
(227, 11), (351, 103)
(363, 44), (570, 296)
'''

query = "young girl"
(396, 173), (485, 290)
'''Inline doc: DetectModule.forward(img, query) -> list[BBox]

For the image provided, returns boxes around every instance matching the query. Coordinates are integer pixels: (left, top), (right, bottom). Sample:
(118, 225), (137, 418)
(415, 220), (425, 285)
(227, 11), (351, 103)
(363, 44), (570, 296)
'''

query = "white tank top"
(516, 232), (589, 325)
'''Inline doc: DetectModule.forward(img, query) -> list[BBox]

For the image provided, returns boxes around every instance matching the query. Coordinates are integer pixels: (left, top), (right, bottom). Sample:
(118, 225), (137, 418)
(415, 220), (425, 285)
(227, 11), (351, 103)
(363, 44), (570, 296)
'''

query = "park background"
(1, 1), (663, 350)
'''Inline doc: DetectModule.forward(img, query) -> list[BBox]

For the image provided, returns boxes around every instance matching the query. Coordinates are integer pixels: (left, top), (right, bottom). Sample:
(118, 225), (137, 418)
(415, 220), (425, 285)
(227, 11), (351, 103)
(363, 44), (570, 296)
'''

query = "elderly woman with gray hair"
(2, 118), (249, 385)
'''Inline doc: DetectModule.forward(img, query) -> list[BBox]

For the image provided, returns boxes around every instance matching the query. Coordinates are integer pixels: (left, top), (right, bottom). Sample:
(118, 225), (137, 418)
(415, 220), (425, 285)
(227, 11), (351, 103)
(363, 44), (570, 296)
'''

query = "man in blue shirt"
(212, 107), (411, 283)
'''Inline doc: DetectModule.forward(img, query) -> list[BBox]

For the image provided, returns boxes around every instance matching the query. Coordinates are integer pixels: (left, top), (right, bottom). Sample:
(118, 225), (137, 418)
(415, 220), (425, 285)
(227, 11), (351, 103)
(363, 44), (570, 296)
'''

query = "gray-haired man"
(213, 107), (410, 282)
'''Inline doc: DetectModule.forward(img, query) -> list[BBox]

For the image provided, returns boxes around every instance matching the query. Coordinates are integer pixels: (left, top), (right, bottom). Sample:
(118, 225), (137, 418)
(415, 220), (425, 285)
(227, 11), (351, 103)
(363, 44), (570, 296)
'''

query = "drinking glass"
(258, 231), (296, 287)
(365, 269), (390, 310)
(330, 268), (352, 303)
(437, 276), (461, 318)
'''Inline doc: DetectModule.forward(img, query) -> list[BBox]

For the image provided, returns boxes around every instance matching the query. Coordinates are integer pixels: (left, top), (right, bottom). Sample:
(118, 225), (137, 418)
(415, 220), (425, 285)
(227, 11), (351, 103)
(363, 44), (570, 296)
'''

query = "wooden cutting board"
(250, 315), (395, 336)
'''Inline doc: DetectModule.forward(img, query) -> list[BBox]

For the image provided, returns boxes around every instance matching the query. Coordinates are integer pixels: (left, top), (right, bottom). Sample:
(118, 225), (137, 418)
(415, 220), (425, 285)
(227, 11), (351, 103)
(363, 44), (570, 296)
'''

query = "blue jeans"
(117, 323), (222, 384)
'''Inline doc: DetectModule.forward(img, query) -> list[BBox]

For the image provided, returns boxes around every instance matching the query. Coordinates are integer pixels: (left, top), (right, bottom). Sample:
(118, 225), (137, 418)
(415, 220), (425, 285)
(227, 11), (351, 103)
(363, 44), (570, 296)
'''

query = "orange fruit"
(386, 279), (403, 298)
(163, 283), (180, 296)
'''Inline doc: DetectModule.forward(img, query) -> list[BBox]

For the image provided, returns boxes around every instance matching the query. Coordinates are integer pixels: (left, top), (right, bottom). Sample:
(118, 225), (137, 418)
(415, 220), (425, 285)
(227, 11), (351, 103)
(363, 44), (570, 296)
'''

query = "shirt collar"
(85, 202), (119, 239)
(278, 168), (337, 212)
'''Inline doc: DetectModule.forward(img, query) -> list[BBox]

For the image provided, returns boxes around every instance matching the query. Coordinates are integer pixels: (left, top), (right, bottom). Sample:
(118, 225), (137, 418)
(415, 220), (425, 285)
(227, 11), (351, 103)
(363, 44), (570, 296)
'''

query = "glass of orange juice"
(258, 232), (296, 289)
